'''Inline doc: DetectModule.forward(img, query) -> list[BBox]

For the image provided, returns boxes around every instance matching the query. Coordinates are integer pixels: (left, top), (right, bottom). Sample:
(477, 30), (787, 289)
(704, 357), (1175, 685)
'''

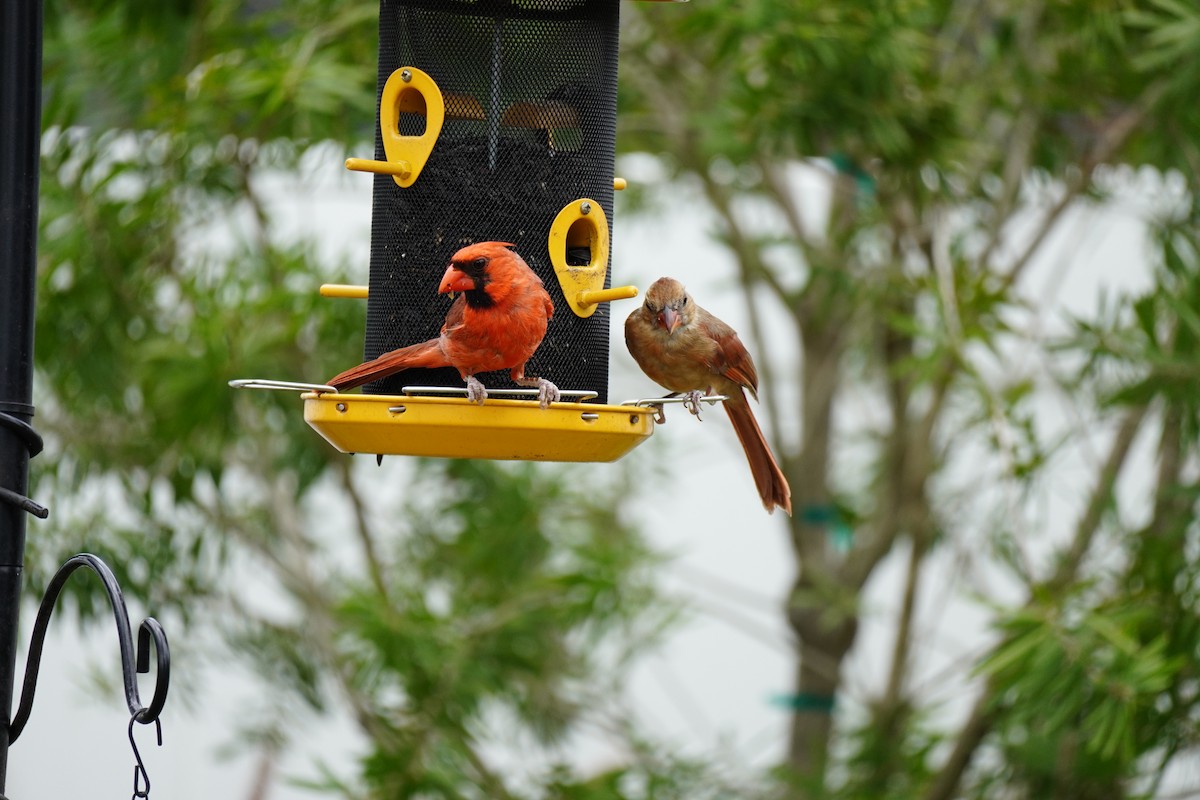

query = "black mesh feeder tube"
(297, 0), (664, 463)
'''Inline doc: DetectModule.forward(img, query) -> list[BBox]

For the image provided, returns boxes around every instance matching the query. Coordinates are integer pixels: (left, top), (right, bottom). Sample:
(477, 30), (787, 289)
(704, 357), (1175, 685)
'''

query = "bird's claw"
(536, 378), (560, 410)
(465, 375), (488, 405)
(682, 390), (705, 420)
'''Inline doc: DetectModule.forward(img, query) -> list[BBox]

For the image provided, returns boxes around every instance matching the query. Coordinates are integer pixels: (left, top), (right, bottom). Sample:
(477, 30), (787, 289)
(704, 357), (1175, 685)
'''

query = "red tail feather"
(724, 396), (792, 515)
(327, 339), (449, 391)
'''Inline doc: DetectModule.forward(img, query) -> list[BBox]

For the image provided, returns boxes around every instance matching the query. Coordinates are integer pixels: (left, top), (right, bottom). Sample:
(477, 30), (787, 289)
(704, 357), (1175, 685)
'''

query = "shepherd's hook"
(7, 554), (171, 743)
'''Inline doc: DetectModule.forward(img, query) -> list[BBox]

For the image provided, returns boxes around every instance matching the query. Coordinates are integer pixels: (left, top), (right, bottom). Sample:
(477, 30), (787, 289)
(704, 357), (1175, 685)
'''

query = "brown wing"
(697, 311), (759, 400)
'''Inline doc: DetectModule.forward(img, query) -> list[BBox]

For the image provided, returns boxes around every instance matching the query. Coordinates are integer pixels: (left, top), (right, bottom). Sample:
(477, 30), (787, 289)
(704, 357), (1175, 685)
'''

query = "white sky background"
(8, 151), (1184, 798)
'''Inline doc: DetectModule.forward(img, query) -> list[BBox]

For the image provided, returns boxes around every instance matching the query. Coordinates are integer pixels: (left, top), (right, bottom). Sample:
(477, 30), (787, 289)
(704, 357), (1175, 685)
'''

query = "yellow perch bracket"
(550, 198), (626, 318)
(345, 67), (445, 188)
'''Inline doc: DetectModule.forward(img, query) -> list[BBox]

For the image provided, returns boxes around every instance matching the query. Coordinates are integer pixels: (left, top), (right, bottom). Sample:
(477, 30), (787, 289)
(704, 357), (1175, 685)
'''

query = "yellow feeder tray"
(228, 381), (730, 462)
(303, 389), (655, 462)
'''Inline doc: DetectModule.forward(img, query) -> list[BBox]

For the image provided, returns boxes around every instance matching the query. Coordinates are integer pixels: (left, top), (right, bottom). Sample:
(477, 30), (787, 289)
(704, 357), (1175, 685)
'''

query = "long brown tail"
(724, 395), (793, 515)
(327, 339), (448, 391)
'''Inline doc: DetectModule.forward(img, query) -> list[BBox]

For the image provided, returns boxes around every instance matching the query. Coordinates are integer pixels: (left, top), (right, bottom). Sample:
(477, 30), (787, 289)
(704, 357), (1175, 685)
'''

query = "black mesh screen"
(363, 0), (619, 401)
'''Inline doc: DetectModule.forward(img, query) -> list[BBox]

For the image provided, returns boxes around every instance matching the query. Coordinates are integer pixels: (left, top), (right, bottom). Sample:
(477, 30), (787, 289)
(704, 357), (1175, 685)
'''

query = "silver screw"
(580, 201), (592, 215)
(336, 402), (347, 412)
(400, 69), (412, 82)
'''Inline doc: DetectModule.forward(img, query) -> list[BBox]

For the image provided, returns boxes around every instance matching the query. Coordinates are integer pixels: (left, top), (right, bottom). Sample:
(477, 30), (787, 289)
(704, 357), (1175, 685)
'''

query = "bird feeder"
(233, 0), (686, 462)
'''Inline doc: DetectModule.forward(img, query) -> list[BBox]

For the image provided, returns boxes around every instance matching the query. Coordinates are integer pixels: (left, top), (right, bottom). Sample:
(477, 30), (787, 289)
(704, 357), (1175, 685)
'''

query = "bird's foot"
(465, 375), (488, 405)
(515, 375), (560, 409)
(535, 377), (561, 410)
(682, 390), (706, 420)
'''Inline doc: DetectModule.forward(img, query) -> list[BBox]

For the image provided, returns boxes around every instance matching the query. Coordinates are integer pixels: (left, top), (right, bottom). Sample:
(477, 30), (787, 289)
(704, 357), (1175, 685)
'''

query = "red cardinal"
(625, 277), (792, 515)
(327, 242), (560, 408)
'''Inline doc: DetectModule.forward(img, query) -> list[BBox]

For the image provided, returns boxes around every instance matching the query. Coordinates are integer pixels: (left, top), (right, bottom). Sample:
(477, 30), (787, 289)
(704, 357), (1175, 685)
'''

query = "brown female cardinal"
(625, 277), (792, 515)
(327, 242), (560, 408)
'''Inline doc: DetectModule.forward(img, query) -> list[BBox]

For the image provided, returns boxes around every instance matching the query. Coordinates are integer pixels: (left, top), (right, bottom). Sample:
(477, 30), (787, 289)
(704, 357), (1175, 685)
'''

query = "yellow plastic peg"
(345, 67), (445, 188)
(549, 199), (616, 318)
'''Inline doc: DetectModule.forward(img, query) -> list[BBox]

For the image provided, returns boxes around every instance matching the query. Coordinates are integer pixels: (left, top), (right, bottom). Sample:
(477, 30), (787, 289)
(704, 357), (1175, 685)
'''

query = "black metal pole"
(0, 0), (44, 791)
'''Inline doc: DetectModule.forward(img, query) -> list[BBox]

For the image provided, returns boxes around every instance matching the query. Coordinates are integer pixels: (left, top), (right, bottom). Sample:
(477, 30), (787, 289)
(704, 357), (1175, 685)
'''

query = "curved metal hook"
(128, 715), (162, 799)
(7, 553), (171, 743)
(0, 410), (48, 518)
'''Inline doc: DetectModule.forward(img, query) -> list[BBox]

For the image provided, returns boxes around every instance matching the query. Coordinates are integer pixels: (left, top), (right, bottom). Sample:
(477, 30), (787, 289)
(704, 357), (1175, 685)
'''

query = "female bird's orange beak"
(439, 265), (476, 294)
(658, 307), (680, 334)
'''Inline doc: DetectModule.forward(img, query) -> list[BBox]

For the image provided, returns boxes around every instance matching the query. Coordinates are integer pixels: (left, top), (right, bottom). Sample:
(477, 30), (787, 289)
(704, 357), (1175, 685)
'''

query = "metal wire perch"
(621, 394), (728, 424)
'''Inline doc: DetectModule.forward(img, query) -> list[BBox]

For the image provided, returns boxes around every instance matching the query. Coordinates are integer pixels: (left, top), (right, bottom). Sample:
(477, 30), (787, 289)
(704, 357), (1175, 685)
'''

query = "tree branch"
(462, 740), (517, 800)
(996, 79), (1170, 292)
(924, 688), (995, 800)
(1045, 404), (1148, 591)
(1148, 405), (1183, 530)
(758, 156), (826, 276)
(695, 167), (798, 463)
(337, 458), (391, 604)
(882, 533), (927, 711)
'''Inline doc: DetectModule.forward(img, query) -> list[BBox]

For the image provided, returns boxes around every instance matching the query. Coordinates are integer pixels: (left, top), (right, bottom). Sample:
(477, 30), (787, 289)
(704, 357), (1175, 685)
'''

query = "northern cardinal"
(625, 277), (792, 515)
(327, 242), (561, 408)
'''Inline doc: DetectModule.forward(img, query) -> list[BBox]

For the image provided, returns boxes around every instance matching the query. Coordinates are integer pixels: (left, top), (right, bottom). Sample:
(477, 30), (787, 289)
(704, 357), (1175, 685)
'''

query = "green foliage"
(691, 0), (957, 168)
(834, 701), (943, 800)
(32, 0), (377, 622)
(1069, 191), (1200, 415)
(982, 602), (1185, 785)
(30, 124), (362, 615)
(544, 747), (754, 800)
(43, 0), (377, 143)
(314, 460), (672, 798)
(968, 190), (1200, 797)
(1126, 0), (1200, 80)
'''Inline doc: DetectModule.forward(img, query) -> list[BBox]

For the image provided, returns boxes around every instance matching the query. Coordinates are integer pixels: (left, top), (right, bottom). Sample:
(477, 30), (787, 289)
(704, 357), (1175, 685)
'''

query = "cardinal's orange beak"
(439, 265), (476, 294)
(658, 307), (680, 334)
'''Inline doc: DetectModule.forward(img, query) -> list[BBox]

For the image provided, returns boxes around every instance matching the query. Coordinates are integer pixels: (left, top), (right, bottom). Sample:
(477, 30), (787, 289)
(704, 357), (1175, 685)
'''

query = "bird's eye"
(472, 257), (487, 269)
